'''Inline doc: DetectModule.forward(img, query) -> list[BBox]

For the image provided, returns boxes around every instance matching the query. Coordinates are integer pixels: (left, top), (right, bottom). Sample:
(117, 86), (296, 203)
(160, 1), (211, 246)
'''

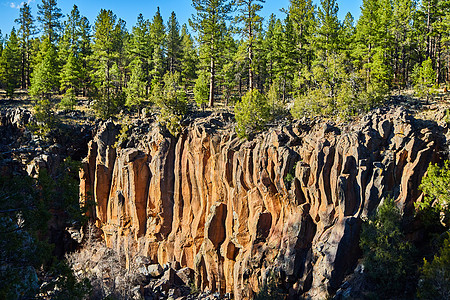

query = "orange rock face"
(80, 108), (442, 298)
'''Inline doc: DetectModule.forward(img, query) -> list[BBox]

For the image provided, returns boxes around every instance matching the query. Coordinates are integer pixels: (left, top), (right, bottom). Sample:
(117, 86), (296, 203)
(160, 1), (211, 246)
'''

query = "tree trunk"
(209, 57), (215, 107)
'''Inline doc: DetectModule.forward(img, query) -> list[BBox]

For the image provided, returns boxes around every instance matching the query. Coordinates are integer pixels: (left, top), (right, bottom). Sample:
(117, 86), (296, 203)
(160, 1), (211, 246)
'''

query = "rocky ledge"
(80, 106), (448, 299)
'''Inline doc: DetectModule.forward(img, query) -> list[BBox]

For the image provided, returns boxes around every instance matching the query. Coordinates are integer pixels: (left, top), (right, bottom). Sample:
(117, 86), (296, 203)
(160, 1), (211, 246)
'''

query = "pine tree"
(0, 28), (21, 98)
(287, 0), (316, 67)
(391, 0), (415, 88)
(190, 0), (233, 107)
(0, 30), (3, 56)
(125, 58), (146, 113)
(15, 3), (36, 89)
(29, 37), (58, 100)
(59, 51), (80, 110)
(154, 72), (188, 136)
(37, 0), (63, 44)
(92, 9), (126, 119)
(150, 8), (166, 81)
(413, 57), (437, 102)
(355, 0), (393, 99)
(166, 12), (182, 74)
(235, 0), (265, 90)
(316, 0), (340, 56)
(180, 24), (198, 89)
(79, 16), (92, 97)
(128, 13), (151, 96)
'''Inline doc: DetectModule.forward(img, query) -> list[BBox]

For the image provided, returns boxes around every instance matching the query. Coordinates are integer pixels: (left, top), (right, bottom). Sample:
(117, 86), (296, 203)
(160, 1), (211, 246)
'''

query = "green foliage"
(235, 89), (271, 138)
(15, 3), (36, 89)
(37, 0), (63, 44)
(180, 25), (198, 89)
(154, 72), (188, 136)
(59, 87), (77, 111)
(417, 234), (450, 299)
(418, 161), (450, 228)
(114, 118), (131, 149)
(190, 0), (232, 107)
(125, 58), (147, 112)
(30, 37), (59, 100)
(166, 11), (182, 74)
(193, 72), (209, 109)
(360, 198), (416, 297)
(254, 271), (286, 300)
(0, 28), (21, 98)
(0, 157), (88, 299)
(413, 58), (437, 101)
(29, 98), (57, 137)
(92, 9), (127, 119)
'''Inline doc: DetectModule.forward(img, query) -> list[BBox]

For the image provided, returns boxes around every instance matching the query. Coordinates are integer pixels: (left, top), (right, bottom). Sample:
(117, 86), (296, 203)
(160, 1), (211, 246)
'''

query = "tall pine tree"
(190, 0), (233, 107)
(235, 0), (265, 90)
(166, 12), (182, 75)
(15, 3), (35, 89)
(37, 0), (63, 44)
(0, 28), (21, 98)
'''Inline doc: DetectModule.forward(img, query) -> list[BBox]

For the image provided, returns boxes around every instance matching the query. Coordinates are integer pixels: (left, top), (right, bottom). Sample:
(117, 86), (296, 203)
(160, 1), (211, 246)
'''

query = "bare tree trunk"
(209, 57), (215, 107)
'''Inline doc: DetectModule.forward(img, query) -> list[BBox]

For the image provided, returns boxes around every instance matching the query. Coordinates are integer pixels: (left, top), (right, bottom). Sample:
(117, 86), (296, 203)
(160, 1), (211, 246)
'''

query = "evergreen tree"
(166, 12), (182, 74)
(413, 57), (437, 102)
(79, 16), (92, 97)
(65, 5), (82, 49)
(180, 24), (198, 89)
(29, 37), (58, 100)
(0, 28), (21, 98)
(125, 58), (146, 113)
(360, 198), (416, 297)
(190, 0), (233, 107)
(59, 51), (80, 110)
(235, 89), (270, 138)
(37, 0), (63, 44)
(15, 3), (36, 89)
(154, 72), (188, 136)
(194, 71), (210, 109)
(355, 0), (392, 101)
(287, 0), (316, 67)
(92, 9), (126, 119)
(127, 13), (151, 96)
(235, 0), (265, 90)
(391, 0), (415, 88)
(150, 8), (166, 81)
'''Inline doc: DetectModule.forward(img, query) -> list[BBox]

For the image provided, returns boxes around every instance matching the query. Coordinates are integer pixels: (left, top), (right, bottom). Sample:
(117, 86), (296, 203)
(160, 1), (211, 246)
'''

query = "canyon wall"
(79, 107), (445, 298)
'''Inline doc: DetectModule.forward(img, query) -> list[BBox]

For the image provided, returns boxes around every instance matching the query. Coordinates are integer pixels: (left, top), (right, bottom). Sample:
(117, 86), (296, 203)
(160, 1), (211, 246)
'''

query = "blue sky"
(0, 0), (362, 37)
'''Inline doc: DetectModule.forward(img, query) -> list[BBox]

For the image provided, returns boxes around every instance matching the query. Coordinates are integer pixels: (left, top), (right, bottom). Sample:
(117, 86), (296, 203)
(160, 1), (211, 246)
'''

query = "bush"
(59, 88), (77, 111)
(418, 161), (450, 227)
(193, 72), (209, 110)
(413, 58), (437, 102)
(153, 72), (188, 136)
(417, 234), (450, 299)
(360, 198), (416, 298)
(235, 89), (271, 138)
(29, 98), (57, 137)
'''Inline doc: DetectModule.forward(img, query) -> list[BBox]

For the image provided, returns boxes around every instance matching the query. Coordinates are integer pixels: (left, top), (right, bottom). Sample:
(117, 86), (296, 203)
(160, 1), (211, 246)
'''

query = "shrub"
(360, 198), (416, 297)
(235, 89), (271, 138)
(194, 72), (209, 110)
(413, 58), (437, 102)
(417, 234), (450, 299)
(59, 88), (77, 111)
(29, 98), (57, 137)
(154, 72), (188, 136)
(418, 161), (450, 227)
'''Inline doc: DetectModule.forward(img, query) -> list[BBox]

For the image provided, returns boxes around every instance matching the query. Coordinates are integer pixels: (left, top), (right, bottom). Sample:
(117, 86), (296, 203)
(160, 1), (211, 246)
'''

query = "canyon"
(78, 105), (447, 299)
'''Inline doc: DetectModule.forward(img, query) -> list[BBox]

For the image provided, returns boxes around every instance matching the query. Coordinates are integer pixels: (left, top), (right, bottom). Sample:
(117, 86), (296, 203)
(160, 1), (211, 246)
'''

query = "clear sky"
(0, 0), (362, 37)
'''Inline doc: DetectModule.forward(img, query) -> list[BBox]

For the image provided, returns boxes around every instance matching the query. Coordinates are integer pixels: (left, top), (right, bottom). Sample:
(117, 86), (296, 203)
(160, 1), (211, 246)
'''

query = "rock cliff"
(80, 107), (446, 298)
